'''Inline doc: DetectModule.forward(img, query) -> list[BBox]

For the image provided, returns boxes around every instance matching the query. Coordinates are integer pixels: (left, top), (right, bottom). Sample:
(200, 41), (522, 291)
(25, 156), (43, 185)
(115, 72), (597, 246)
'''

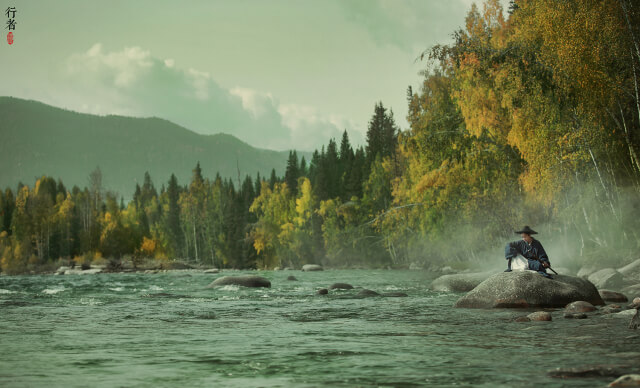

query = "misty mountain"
(0, 97), (304, 198)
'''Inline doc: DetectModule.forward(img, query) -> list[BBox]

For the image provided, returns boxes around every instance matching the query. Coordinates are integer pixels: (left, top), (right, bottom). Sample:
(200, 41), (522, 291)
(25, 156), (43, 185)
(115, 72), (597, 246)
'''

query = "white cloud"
(63, 44), (356, 151)
(278, 103), (363, 150)
(229, 87), (277, 119)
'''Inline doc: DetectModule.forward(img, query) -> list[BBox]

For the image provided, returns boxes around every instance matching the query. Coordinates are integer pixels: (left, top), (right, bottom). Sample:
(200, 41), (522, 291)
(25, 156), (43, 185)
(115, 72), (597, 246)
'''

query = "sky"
(0, 0), (502, 152)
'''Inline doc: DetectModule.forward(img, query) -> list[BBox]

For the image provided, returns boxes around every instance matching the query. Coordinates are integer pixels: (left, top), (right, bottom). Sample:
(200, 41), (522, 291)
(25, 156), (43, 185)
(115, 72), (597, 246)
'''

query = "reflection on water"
(0, 270), (638, 387)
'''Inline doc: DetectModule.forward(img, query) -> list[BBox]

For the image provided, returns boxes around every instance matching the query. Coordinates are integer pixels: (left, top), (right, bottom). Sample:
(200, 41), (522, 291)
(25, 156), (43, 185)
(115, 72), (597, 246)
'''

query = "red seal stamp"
(7, 32), (13, 45)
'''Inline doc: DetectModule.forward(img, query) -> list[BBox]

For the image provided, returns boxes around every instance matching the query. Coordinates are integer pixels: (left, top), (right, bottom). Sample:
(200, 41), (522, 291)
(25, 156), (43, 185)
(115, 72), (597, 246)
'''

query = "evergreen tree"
(254, 172), (262, 196)
(2, 188), (14, 234)
(192, 162), (204, 186)
(284, 150), (300, 196)
(166, 174), (183, 257)
(141, 171), (157, 205)
(299, 156), (307, 177)
(346, 147), (366, 199)
(324, 139), (340, 199)
(269, 168), (278, 189)
(366, 102), (387, 162)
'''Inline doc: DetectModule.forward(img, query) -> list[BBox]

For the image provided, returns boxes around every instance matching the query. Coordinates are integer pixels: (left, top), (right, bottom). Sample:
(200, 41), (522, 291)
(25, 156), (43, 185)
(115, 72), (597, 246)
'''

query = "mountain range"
(0, 97), (305, 198)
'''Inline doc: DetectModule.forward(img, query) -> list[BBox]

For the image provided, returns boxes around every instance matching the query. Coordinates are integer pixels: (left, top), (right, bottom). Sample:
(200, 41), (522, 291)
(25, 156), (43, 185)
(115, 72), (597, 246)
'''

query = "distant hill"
(0, 97), (304, 198)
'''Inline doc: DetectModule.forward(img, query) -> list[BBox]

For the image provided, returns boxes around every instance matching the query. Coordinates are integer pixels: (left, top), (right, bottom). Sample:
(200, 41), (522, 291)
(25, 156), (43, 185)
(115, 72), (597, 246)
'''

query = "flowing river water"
(0, 269), (638, 387)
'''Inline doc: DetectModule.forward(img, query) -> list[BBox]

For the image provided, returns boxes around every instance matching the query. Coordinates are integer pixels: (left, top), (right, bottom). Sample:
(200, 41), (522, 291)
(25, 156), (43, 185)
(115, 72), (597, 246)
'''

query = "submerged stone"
(357, 289), (380, 297)
(548, 365), (634, 378)
(207, 275), (271, 288)
(329, 283), (354, 290)
(317, 288), (328, 295)
(382, 292), (408, 297)
(454, 271), (604, 309)
(287, 275), (298, 281)
(564, 312), (588, 319)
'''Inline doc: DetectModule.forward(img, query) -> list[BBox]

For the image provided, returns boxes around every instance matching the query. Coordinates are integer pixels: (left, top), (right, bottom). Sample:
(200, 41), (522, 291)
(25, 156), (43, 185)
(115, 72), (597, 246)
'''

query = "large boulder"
(588, 268), (624, 290)
(577, 266), (599, 279)
(430, 271), (493, 292)
(455, 271), (604, 308)
(599, 290), (628, 303)
(622, 284), (640, 298)
(302, 264), (323, 272)
(618, 259), (640, 284)
(207, 275), (271, 288)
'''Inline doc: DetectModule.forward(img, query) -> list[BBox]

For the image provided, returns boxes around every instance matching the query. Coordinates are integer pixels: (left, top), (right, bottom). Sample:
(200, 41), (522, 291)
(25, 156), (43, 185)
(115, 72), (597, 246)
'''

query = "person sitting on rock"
(504, 226), (552, 278)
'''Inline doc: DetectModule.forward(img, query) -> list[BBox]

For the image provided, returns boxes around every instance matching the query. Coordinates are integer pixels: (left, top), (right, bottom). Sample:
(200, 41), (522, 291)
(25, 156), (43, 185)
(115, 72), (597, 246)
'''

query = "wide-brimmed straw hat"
(515, 225), (537, 235)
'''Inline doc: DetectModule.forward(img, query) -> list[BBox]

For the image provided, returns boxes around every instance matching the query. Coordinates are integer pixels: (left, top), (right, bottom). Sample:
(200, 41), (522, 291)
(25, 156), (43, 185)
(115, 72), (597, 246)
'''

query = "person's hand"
(542, 261), (549, 268)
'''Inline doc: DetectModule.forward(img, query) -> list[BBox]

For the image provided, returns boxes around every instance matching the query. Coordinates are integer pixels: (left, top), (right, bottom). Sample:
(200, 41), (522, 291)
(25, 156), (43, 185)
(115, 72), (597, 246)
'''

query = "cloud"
(337, 0), (490, 52)
(65, 44), (350, 151)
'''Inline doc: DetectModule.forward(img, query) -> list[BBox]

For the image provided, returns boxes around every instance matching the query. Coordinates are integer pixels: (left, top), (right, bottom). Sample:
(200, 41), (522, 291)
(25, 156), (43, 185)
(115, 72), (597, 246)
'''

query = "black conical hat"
(515, 225), (537, 235)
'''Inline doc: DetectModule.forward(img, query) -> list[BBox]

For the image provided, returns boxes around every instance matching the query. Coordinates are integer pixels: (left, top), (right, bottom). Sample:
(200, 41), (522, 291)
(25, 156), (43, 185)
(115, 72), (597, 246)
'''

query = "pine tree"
(166, 173), (182, 257)
(366, 102), (387, 163)
(284, 150), (300, 196)
(269, 168), (278, 189)
(324, 139), (340, 199)
(300, 156), (308, 177)
(2, 188), (14, 234)
(141, 171), (157, 205)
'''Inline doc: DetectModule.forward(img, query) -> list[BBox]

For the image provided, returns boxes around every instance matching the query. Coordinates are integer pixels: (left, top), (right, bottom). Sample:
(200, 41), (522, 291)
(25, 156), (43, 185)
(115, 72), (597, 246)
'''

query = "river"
(0, 269), (637, 387)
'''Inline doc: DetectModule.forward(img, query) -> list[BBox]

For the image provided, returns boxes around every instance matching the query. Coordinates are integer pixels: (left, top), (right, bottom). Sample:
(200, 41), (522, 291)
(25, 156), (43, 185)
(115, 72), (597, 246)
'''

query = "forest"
(2, 0), (640, 274)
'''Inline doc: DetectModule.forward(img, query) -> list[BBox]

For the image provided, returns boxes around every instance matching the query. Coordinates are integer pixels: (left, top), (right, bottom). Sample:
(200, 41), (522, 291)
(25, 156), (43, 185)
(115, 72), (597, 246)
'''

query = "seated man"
(504, 225), (552, 278)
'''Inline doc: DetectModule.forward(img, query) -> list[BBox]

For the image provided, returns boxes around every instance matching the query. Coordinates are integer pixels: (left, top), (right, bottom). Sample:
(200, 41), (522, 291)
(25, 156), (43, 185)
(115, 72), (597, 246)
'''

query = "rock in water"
(207, 275), (271, 288)
(430, 272), (493, 292)
(564, 312), (588, 319)
(608, 374), (640, 387)
(302, 264), (323, 272)
(382, 292), (408, 297)
(455, 271), (604, 308)
(588, 268), (624, 290)
(527, 311), (552, 321)
(599, 290), (628, 303)
(357, 289), (380, 297)
(618, 259), (640, 284)
(286, 275), (298, 281)
(317, 288), (328, 295)
(577, 266), (599, 279)
(565, 301), (597, 313)
(329, 283), (354, 290)
(630, 309), (640, 330)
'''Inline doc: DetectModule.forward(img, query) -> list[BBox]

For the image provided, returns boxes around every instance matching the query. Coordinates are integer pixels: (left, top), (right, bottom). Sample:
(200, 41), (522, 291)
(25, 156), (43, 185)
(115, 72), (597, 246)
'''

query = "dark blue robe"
(504, 238), (550, 276)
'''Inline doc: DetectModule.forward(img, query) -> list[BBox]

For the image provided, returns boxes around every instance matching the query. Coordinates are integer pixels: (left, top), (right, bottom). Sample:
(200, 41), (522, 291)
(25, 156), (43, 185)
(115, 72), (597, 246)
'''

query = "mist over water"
(403, 180), (640, 275)
(1, 270), (637, 387)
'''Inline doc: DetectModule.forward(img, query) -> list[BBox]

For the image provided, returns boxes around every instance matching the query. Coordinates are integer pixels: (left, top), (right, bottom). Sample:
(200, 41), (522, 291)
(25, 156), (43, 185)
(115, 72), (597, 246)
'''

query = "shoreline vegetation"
(2, 0), (640, 275)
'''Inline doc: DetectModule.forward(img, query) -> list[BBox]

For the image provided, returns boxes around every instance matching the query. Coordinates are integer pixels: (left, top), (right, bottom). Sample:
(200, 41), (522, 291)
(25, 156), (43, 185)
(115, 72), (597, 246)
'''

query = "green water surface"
(0, 270), (638, 387)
